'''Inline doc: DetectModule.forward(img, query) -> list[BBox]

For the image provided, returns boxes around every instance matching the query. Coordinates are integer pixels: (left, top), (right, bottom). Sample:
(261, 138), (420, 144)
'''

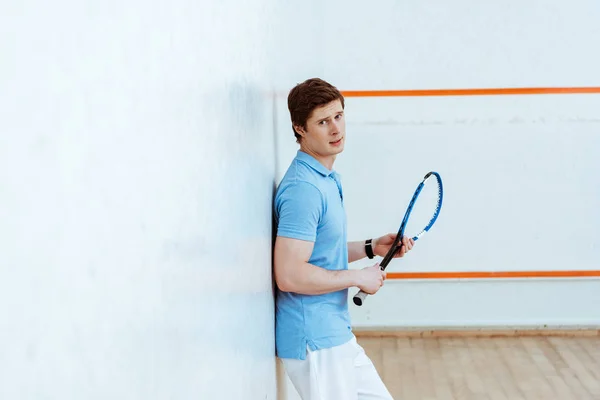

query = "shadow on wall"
(270, 87), (288, 397)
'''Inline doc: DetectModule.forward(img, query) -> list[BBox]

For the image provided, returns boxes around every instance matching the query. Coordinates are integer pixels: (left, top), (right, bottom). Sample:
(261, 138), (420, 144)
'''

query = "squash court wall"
(314, 1), (600, 330)
(0, 1), (323, 399)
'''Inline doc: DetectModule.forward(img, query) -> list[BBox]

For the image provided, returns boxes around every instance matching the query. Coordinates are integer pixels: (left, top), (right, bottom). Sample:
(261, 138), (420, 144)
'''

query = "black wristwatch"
(365, 239), (375, 259)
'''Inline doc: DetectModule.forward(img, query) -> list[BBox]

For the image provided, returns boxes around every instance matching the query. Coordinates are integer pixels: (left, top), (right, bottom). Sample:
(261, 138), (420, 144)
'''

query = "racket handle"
(353, 289), (368, 306)
(353, 261), (388, 306)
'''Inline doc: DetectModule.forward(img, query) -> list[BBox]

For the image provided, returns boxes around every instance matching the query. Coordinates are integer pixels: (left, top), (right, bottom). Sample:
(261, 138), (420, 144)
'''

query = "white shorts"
(281, 336), (393, 400)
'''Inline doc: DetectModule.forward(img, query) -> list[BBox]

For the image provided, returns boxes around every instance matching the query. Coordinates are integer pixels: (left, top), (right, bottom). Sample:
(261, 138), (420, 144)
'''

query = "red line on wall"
(341, 87), (600, 97)
(386, 270), (600, 280)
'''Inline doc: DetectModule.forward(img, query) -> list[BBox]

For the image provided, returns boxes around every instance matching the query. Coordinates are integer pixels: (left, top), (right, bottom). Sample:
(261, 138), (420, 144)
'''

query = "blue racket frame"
(353, 171), (444, 306)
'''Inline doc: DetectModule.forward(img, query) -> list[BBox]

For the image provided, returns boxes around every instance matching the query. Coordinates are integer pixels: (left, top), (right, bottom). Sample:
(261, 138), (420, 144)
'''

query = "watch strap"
(365, 239), (375, 259)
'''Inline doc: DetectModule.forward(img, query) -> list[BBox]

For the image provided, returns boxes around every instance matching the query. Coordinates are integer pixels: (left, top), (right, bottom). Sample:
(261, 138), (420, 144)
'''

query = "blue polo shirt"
(274, 150), (353, 360)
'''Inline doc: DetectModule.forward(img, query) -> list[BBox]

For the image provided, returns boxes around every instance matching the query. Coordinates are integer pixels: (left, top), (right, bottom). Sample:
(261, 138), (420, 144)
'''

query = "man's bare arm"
(347, 240), (369, 263)
(274, 236), (385, 295)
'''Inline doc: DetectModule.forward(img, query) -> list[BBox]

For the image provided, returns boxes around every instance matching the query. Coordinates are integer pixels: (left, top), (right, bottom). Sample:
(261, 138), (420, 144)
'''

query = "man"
(273, 77), (415, 399)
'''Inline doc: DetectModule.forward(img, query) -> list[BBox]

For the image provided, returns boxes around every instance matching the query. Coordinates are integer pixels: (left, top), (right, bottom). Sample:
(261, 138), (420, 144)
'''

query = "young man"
(273, 78), (415, 399)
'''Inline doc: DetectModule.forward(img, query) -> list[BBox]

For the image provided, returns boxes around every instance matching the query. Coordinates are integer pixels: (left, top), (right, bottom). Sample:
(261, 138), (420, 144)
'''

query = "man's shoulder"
(277, 158), (324, 195)
(275, 176), (323, 206)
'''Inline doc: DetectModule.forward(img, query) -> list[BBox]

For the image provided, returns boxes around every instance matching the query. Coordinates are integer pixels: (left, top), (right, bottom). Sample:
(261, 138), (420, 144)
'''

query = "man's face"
(295, 99), (345, 159)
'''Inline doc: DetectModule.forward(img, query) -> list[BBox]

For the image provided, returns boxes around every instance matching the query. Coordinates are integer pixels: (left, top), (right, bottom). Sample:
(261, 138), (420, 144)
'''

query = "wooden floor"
(357, 335), (600, 400)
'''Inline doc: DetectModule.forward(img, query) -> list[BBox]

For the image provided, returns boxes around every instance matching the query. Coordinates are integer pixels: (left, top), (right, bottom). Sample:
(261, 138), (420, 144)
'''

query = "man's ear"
(293, 124), (305, 138)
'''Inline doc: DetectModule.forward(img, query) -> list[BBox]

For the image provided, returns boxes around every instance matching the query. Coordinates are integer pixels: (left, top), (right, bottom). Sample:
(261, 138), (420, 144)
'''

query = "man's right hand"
(357, 263), (386, 294)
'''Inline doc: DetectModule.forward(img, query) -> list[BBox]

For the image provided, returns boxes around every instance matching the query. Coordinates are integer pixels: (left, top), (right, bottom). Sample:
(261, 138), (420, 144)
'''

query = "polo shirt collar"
(296, 150), (334, 177)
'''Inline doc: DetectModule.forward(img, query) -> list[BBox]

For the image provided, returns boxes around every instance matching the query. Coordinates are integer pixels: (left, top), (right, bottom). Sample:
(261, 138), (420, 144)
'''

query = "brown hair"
(287, 78), (345, 143)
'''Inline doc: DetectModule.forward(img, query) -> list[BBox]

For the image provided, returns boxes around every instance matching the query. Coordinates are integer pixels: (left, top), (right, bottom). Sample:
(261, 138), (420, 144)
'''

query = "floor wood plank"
(356, 334), (600, 400)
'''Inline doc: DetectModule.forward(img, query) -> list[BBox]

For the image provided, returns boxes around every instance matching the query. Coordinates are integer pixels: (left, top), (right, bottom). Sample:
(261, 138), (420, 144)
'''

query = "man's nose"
(329, 120), (340, 133)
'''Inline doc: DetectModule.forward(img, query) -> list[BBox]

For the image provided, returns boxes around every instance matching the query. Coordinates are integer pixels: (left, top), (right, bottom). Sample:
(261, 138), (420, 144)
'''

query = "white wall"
(337, 1), (600, 328)
(275, 0), (600, 330)
(0, 1), (323, 399)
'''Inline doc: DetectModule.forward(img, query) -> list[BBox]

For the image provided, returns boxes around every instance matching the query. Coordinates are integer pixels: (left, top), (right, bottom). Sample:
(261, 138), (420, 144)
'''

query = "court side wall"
(0, 2), (321, 399)
(275, 1), (600, 330)
(336, 1), (600, 329)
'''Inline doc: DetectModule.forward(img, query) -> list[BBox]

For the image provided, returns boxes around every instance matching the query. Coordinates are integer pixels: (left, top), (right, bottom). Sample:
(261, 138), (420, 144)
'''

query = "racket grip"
(353, 289), (368, 306)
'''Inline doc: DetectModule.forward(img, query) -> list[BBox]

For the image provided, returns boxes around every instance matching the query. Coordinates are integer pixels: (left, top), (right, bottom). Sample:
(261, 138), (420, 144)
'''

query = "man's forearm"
(276, 261), (360, 295)
(348, 240), (369, 263)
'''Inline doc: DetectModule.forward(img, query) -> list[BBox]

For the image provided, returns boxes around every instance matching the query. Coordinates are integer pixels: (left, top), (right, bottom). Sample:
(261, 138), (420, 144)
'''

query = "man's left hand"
(373, 233), (414, 258)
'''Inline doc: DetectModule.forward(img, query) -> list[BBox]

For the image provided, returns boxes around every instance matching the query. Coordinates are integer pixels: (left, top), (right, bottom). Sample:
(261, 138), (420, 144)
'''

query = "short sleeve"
(275, 181), (324, 242)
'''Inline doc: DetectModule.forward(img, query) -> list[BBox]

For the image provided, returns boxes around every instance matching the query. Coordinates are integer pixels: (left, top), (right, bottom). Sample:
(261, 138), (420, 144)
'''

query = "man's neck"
(300, 146), (335, 170)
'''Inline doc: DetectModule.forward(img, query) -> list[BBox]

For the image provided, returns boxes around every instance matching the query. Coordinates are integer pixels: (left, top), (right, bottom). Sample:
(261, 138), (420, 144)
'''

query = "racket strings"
(406, 176), (443, 240)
